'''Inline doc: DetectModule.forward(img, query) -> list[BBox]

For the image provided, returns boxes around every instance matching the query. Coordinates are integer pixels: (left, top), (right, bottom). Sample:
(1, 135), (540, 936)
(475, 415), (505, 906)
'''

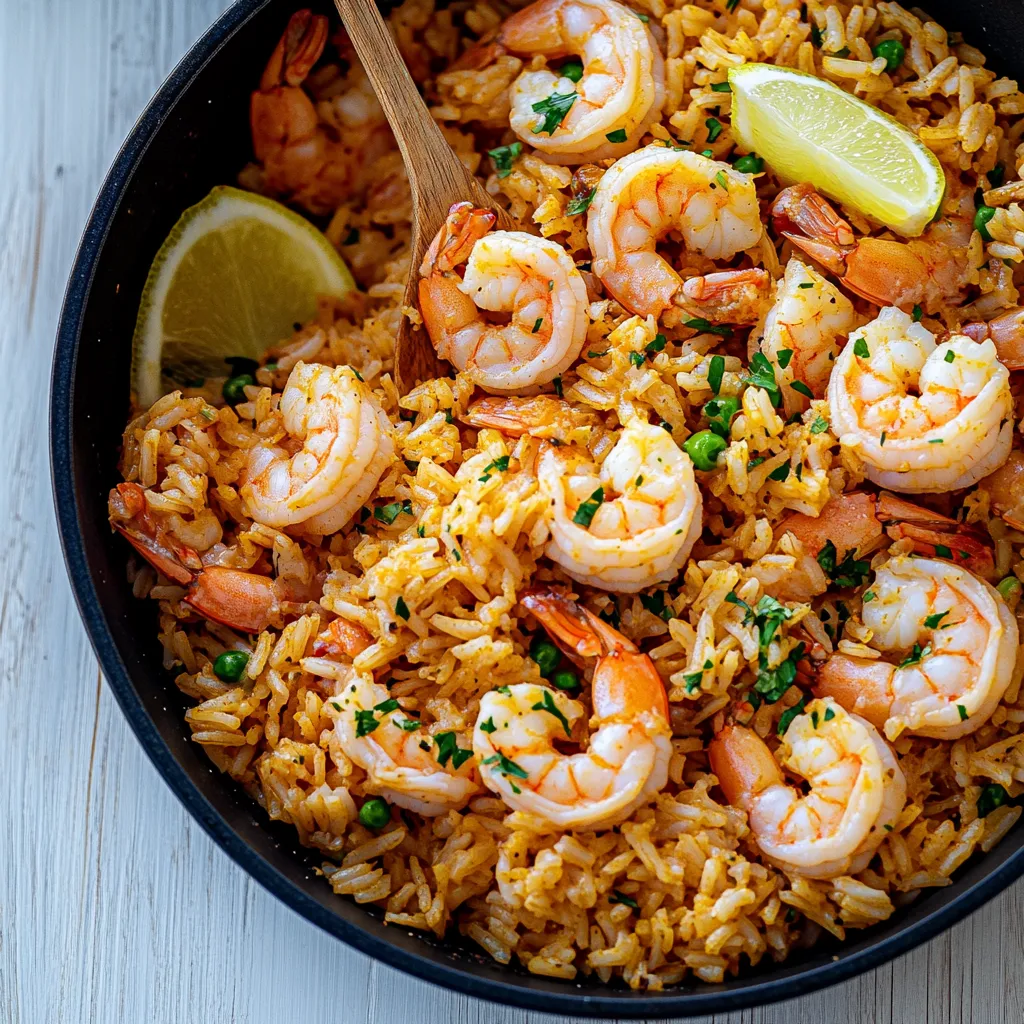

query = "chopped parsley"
(629, 350), (646, 368)
(374, 499), (412, 525)
(531, 689), (572, 737)
(640, 589), (673, 622)
(374, 698), (400, 715)
(755, 642), (806, 704)
(573, 487), (605, 527)
(810, 22), (823, 47)
(479, 455), (511, 482)
(480, 716), (497, 735)
(395, 596), (411, 620)
(682, 659), (715, 695)
(863, 590), (876, 602)
(557, 58), (584, 83)
(711, 80), (732, 92)
(587, 349), (609, 358)
(790, 380), (813, 399)
(714, 170), (729, 190)
(742, 351), (781, 406)
(609, 890), (639, 909)
(685, 317), (732, 337)
(768, 462), (791, 482)
(481, 752), (529, 786)
(532, 317), (544, 334)
(810, 415), (829, 434)
(912, 304), (923, 322)
(705, 116), (723, 143)
(797, 281), (814, 289)
(824, 706), (836, 722)
(394, 717), (421, 732)
(566, 188), (595, 215)
(354, 709), (380, 738)
(853, 337), (870, 358)
(646, 333), (667, 356)
(924, 610), (950, 629)
(935, 544), (953, 559)
(898, 643), (931, 669)
(944, 349), (956, 363)
(553, 376), (563, 398)
(816, 539), (871, 589)
(778, 695), (807, 736)
(606, 128), (628, 143)
(487, 142), (522, 178)
(958, 704), (969, 721)
(708, 353), (725, 394)
(776, 349), (794, 369)
(435, 731), (473, 769)
(531, 91), (578, 135)
(978, 783), (1010, 817)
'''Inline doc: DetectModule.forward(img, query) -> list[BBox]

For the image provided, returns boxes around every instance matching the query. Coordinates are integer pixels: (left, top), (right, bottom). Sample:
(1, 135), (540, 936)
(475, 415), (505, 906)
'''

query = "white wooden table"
(2, 0), (1023, 1020)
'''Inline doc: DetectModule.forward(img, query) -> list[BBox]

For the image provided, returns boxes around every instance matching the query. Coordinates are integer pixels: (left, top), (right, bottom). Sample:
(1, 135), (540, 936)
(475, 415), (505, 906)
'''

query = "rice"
(107, 0), (1024, 992)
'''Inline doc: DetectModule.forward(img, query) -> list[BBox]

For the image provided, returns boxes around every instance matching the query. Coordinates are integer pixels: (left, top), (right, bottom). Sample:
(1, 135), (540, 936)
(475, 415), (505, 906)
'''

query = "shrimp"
(980, 452), (1024, 530)
(471, 588), (671, 828)
(250, 11), (390, 215)
(765, 490), (996, 601)
(827, 306), (1013, 493)
(462, 394), (601, 440)
(587, 146), (767, 324)
(709, 698), (905, 879)
(750, 258), (856, 416)
(816, 556), (1019, 740)
(487, 0), (665, 164)
(333, 673), (481, 815)
(241, 362), (395, 536)
(417, 203), (589, 392)
(962, 307), (1024, 369)
(537, 416), (703, 592)
(108, 482), (320, 633)
(770, 182), (974, 313)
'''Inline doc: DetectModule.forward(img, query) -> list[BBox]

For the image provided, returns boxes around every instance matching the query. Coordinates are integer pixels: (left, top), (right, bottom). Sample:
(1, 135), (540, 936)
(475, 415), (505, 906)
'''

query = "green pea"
(703, 394), (741, 438)
(732, 154), (764, 174)
(213, 650), (249, 682)
(558, 58), (584, 83)
(871, 39), (905, 72)
(358, 797), (391, 830)
(222, 373), (255, 405)
(530, 638), (561, 677)
(974, 204), (996, 241)
(552, 669), (579, 691)
(683, 429), (727, 471)
(997, 576), (1022, 604)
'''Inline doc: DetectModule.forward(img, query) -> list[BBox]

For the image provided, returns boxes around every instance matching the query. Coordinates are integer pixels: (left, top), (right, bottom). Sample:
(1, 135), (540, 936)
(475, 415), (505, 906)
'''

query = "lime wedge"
(729, 63), (944, 237)
(131, 185), (355, 407)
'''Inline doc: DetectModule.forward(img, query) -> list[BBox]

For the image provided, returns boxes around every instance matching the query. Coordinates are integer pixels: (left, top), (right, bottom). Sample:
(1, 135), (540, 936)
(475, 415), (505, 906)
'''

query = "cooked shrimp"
(537, 416), (702, 592)
(334, 673), (481, 815)
(962, 307), (1024, 369)
(710, 698), (906, 879)
(462, 394), (601, 440)
(250, 11), (391, 214)
(108, 482), (321, 632)
(827, 306), (1013, 493)
(418, 203), (588, 392)
(489, 0), (665, 164)
(241, 362), (395, 536)
(771, 182), (974, 313)
(817, 556), (1019, 740)
(587, 146), (767, 323)
(980, 452), (1024, 531)
(471, 588), (671, 828)
(750, 258), (856, 416)
(764, 490), (996, 601)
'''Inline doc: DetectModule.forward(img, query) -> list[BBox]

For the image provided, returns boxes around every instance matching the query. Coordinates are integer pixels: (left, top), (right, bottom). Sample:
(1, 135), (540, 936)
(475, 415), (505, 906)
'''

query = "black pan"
(49, 0), (1024, 1014)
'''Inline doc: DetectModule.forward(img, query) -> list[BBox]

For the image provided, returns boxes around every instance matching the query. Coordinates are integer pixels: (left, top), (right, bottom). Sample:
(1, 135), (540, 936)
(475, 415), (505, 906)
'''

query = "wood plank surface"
(0, 0), (1021, 1020)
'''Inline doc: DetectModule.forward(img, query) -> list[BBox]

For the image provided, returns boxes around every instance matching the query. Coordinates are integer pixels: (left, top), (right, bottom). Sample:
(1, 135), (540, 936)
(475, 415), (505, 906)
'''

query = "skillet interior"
(50, 0), (1024, 1013)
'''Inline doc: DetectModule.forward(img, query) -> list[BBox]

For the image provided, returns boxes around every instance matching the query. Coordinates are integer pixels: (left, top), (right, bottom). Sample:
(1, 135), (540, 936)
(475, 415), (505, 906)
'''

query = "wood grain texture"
(0, 0), (1021, 1021)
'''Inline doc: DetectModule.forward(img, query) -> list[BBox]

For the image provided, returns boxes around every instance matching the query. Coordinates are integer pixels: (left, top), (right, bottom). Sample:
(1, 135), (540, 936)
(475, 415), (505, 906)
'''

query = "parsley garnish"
(479, 454), (511, 482)
(708, 354), (725, 394)
(488, 142), (522, 178)
(790, 380), (813, 399)
(531, 689), (572, 737)
(755, 642), (806, 703)
(778, 695), (807, 735)
(685, 317), (732, 337)
(532, 317), (543, 334)
(924, 610), (950, 629)
(374, 499), (412, 525)
(629, 351), (645, 368)
(566, 188), (595, 215)
(355, 709), (380, 738)
(810, 415), (829, 434)
(978, 783), (1009, 817)
(640, 589), (673, 622)
(705, 116), (723, 143)
(912, 304), (923, 322)
(711, 81), (731, 92)
(957, 704), (969, 721)
(531, 91), (577, 135)
(435, 731), (473, 769)
(853, 338), (870, 358)
(480, 717), (497, 734)
(395, 596), (411, 620)
(776, 348), (793, 369)
(816, 540), (870, 589)
(824, 706), (836, 722)
(742, 351), (781, 406)
(646, 333), (667, 356)
(609, 890), (639, 909)
(606, 128), (628, 143)
(573, 487), (605, 527)
(899, 643), (931, 669)
(481, 752), (529, 780)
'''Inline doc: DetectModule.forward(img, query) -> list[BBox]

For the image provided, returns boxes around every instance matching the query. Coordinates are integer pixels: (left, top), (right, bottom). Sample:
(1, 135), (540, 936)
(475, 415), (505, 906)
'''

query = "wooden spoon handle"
(333, 0), (484, 226)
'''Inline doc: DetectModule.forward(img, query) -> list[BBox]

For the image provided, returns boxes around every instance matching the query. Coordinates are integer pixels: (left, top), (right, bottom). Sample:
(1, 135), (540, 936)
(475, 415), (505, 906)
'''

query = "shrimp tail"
(462, 395), (599, 438)
(876, 492), (996, 578)
(421, 202), (496, 276)
(520, 587), (621, 661)
(261, 10), (328, 90)
(185, 567), (280, 633)
(312, 617), (374, 658)
(678, 269), (773, 324)
(814, 654), (894, 730)
(109, 483), (202, 585)
(708, 724), (783, 810)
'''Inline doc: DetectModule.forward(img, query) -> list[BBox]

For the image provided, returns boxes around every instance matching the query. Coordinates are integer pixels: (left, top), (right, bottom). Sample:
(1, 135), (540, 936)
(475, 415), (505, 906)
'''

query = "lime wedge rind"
(131, 185), (355, 407)
(728, 63), (945, 237)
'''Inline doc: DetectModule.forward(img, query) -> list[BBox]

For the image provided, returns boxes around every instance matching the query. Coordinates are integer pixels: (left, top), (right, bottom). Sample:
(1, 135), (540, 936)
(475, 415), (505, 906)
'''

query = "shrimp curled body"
(242, 362), (395, 536)
(472, 589), (672, 829)
(419, 203), (588, 392)
(498, 0), (666, 164)
(827, 306), (1013, 493)
(538, 417), (703, 592)
(817, 556), (1019, 740)
(588, 146), (766, 324)
(710, 698), (906, 879)
(334, 674), (482, 815)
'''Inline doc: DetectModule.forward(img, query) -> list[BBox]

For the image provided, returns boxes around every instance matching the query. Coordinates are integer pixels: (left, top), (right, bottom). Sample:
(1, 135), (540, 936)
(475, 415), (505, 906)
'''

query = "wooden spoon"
(333, 0), (519, 394)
